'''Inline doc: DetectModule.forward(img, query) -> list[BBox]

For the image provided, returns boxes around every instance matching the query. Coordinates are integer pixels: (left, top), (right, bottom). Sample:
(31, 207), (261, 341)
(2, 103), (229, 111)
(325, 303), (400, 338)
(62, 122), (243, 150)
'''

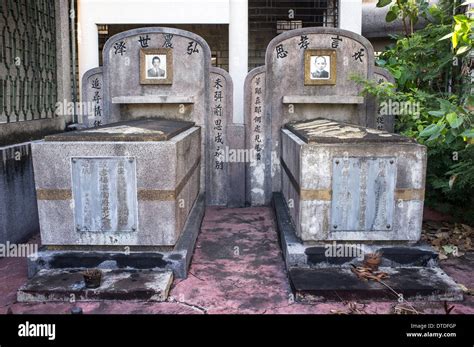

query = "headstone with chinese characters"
(208, 67), (245, 207)
(371, 67), (396, 132)
(28, 28), (235, 289)
(80, 28), (241, 206)
(81, 67), (104, 127)
(254, 28), (461, 301)
(244, 66), (268, 206)
(266, 28), (376, 197)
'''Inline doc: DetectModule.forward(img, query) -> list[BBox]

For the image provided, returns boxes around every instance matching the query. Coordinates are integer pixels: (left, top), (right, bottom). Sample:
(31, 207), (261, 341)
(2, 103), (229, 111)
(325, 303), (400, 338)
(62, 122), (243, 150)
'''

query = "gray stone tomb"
(21, 27), (242, 302)
(244, 27), (463, 301)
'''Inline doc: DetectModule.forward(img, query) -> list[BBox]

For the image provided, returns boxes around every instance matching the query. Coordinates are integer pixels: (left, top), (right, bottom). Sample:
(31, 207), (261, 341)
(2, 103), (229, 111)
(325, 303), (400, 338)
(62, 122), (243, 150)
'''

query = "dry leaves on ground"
(330, 301), (367, 315)
(422, 221), (473, 260)
(350, 265), (389, 282)
(393, 304), (420, 314)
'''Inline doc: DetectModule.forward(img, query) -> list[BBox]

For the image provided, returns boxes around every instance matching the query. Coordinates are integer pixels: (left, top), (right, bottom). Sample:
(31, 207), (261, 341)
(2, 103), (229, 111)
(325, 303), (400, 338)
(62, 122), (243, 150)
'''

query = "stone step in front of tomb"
(17, 269), (173, 302)
(290, 267), (464, 302)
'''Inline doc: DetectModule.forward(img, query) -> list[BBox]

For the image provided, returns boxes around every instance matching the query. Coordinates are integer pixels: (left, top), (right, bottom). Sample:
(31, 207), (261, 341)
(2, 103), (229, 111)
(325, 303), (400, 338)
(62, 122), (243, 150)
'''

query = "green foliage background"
(360, 0), (474, 223)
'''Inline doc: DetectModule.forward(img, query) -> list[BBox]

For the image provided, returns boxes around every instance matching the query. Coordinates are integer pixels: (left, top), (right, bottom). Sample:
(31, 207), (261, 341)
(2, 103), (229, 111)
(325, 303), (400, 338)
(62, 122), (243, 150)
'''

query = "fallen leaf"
(439, 253), (448, 260)
(394, 304), (420, 315)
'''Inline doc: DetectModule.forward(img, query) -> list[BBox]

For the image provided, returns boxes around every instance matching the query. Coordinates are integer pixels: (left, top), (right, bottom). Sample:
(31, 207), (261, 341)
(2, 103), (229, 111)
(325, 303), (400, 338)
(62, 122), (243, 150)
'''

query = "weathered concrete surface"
(372, 67), (396, 132)
(0, 143), (40, 245)
(32, 126), (200, 246)
(81, 67), (104, 127)
(244, 66), (269, 206)
(281, 125), (427, 242)
(28, 193), (205, 280)
(292, 267), (463, 302)
(265, 28), (376, 196)
(17, 269), (173, 302)
(0, 208), (473, 314)
(102, 28), (211, 192)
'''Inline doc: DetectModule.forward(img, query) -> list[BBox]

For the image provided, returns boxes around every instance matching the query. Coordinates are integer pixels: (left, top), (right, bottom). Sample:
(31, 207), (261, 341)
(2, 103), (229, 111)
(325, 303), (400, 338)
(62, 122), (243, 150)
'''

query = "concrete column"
(55, 0), (72, 124)
(339, 0), (362, 34)
(78, 1), (99, 100)
(229, 0), (248, 124)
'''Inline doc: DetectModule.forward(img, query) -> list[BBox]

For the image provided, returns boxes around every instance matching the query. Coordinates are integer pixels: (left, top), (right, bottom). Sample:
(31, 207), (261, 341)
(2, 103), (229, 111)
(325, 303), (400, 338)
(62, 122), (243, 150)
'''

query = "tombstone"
(372, 67), (396, 132)
(21, 27), (238, 302)
(245, 27), (462, 301)
(208, 67), (245, 207)
(244, 66), (268, 206)
(81, 67), (104, 127)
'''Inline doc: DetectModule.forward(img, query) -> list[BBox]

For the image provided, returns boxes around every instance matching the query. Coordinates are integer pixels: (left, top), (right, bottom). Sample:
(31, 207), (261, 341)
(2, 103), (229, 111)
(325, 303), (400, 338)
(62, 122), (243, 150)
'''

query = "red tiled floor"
(1, 207), (473, 314)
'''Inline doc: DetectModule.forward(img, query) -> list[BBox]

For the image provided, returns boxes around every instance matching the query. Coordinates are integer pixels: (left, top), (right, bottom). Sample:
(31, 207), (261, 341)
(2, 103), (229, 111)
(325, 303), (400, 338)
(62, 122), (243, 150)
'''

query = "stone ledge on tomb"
(282, 95), (365, 105)
(272, 192), (464, 302)
(27, 193), (206, 280)
(112, 95), (195, 104)
(17, 269), (173, 302)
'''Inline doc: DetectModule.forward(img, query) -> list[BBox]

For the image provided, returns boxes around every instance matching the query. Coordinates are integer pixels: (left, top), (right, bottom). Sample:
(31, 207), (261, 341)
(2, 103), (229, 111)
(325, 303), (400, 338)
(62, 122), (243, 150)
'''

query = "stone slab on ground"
(28, 193), (205, 279)
(273, 192), (463, 302)
(290, 267), (463, 302)
(17, 269), (173, 302)
(1, 207), (473, 314)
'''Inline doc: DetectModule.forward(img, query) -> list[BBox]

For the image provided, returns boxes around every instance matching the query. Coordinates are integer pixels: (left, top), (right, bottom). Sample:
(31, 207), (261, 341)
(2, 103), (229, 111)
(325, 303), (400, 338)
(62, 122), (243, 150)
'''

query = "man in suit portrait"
(311, 56), (330, 79)
(147, 56), (166, 78)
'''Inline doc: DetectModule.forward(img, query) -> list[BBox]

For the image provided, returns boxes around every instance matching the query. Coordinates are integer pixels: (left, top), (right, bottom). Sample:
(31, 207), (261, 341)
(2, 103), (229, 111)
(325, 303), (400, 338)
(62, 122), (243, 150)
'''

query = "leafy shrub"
(357, 0), (474, 223)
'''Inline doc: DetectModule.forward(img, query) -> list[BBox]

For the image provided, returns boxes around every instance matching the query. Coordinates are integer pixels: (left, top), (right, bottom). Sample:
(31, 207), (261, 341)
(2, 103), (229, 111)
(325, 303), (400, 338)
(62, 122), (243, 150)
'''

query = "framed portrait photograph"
(140, 48), (173, 85)
(304, 49), (337, 85)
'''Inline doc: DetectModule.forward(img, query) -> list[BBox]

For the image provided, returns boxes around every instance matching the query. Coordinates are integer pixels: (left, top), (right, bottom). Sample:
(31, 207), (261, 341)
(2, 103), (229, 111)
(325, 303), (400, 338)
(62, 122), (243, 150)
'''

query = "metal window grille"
(0, 0), (57, 124)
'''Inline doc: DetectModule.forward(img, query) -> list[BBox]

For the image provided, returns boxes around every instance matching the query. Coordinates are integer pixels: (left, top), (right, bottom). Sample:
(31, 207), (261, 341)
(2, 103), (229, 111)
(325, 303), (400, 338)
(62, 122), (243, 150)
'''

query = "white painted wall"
(229, 0), (247, 124)
(339, 0), (362, 34)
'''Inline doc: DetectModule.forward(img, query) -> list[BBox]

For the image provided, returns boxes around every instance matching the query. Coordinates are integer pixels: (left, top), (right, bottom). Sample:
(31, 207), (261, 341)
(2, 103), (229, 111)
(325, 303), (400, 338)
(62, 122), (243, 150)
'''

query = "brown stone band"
(394, 188), (425, 201)
(138, 156), (201, 201)
(36, 189), (72, 200)
(280, 157), (424, 202)
(37, 156), (201, 202)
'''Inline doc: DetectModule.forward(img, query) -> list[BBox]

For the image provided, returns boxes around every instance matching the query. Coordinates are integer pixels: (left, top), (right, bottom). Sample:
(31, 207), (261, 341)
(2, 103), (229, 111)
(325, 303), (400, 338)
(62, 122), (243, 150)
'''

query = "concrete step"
(289, 266), (463, 302)
(17, 268), (173, 302)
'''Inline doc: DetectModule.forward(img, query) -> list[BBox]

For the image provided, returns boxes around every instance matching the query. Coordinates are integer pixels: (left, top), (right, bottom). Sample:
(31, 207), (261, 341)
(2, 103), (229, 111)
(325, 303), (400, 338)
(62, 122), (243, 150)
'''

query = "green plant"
(354, 0), (474, 222)
(376, 0), (431, 36)
(439, 1), (474, 55)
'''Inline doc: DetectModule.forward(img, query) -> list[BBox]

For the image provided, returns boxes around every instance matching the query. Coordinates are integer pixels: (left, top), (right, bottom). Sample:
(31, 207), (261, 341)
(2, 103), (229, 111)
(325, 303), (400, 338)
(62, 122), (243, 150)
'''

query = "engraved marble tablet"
(331, 157), (396, 232)
(71, 157), (138, 233)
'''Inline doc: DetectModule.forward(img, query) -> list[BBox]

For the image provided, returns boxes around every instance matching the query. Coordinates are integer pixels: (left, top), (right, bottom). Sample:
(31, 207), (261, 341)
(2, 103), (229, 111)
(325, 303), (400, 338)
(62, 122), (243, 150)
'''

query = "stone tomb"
(276, 121), (462, 301)
(281, 118), (425, 242)
(20, 27), (234, 302)
(32, 119), (200, 247)
(245, 27), (463, 301)
(21, 119), (202, 302)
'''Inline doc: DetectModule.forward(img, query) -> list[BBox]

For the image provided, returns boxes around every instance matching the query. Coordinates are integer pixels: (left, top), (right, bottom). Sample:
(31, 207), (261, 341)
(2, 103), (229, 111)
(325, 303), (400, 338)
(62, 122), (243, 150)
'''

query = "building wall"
(0, 0), (71, 146)
(0, 0), (71, 246)
(0, 143), (39, 245)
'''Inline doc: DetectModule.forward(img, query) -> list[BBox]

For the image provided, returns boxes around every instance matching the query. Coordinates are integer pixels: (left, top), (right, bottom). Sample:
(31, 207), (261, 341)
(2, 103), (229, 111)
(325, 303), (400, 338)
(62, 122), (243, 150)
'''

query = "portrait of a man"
(304, 49), (336, 85)
(140, 48), (173, 85)
(147, 55), (166, 79)
(310, 56), (330, 79)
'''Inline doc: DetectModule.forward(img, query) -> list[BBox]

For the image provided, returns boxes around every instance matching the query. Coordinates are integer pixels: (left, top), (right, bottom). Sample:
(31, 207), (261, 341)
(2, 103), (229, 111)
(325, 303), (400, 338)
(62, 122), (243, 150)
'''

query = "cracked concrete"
(0, 207), (473, 314)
